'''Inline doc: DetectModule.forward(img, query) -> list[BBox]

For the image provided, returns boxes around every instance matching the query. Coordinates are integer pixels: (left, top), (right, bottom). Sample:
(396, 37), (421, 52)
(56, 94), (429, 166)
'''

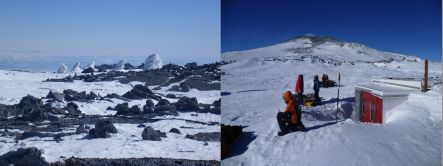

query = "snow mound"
(385, 89), (442, 125)
(71, 62), (83, 73)
(57, 64), (68, 74)
(144, 54), (163, 70)
(114, 59), (126, 71)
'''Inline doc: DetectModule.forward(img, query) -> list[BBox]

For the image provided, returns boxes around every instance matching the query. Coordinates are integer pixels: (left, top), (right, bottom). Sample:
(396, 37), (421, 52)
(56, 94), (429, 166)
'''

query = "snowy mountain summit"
(144, 53), (163, 70)
(222, 35), (420, 63)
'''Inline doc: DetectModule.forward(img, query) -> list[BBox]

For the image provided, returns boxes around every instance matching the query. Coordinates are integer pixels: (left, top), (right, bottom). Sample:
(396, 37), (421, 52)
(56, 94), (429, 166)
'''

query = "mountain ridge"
(222, 35), (420, 63)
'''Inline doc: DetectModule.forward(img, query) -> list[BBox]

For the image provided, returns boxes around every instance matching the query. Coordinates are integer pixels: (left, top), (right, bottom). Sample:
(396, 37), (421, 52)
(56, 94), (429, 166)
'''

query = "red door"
(360, 91), (371, 122)
(371, 95), (383, 123)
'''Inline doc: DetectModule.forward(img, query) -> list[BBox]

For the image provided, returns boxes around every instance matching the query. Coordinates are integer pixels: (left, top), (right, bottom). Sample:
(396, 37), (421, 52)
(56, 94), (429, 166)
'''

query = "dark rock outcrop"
(141, 126), (162, 141)
(122, 84), (160, 100)
(185, 132), (220, 142)
(175, 97), (199, 111)
(88, 120), (118, 138)
(17, 95), (44, 116)
(165, 94), (177, 99)
(114, 103), (142, 115)
(104, 93), (123, 100)
(212, 99), (220, 108)
(154, 105), (178, 116)
(169, 128), (180, 134)
(25, 109), (47, 122)
(0, 147), (48, 166)
(114, 102), (129, 114)
(142, 99), (155, 114)
(185, 62), (198, 70)
(81, 67), (95, 73)
(64, 102), (82, 117)
(50, 157), (220, 166)
(208, 107), (221, 114)
(47, 113), (60, 122)
(0, 95), (67, 121)
(128, 105), (142, 115)
(156, 99), (170, 106)
(151, 98), (177, 116)
(45, 103), (66, 115)
(16, 95), (49, 122)
(63, 89), (97, 102)
(123, 63), (135, 70)
(198, 99), (221, 114)
(46, 91), (65, 101)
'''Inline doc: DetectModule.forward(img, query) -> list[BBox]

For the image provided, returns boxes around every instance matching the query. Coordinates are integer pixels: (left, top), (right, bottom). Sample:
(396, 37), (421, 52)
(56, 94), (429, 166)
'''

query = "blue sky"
(0, 0), (220, 66)
(222, 0), (442, 62)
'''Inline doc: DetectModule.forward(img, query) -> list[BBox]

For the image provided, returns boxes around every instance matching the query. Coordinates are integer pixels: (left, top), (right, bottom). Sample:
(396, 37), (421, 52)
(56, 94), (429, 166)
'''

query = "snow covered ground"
(221, 37), (442, 166)
(0, 68), (220, 162)
(0, 113), (220, 162)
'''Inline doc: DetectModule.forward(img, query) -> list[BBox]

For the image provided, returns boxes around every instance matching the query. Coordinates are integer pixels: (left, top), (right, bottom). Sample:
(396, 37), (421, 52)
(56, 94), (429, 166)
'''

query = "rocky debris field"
(0, 62), (221, 165)
(45, 62), (221, 92)
(0, 148), (219, 166)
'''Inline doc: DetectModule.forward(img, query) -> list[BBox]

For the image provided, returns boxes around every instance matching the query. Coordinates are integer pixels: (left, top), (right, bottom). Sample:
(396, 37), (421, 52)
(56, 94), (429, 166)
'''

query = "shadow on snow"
(223, 131), (257, 160)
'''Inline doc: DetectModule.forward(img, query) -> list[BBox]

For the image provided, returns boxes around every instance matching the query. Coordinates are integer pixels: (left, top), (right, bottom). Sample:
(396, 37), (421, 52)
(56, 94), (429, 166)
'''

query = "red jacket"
(295, 75), (304, 94)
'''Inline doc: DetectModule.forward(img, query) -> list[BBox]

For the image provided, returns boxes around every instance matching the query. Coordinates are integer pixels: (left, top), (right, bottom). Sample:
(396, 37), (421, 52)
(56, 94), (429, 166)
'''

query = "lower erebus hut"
(353, 60), (438, 124)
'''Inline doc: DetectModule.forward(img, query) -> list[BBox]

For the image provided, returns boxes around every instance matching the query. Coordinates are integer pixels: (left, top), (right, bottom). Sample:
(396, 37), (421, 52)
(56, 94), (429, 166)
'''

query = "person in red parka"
(295, 74), (304, 105)
(277, 91), (305, 136)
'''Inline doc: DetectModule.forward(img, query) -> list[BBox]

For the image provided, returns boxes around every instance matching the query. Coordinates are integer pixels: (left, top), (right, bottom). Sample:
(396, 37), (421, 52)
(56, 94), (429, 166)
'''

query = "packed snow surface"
(221, 38), (441, 166)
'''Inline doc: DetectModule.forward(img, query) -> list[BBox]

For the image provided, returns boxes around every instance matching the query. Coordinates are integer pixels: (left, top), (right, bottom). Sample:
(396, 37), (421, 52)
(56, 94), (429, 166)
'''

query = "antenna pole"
(336, 73), (341, 122)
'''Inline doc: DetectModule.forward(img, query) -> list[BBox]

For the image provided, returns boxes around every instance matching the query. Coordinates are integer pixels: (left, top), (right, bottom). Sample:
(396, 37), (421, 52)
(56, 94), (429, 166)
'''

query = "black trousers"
(277, 112), (305, 132)
(314, 89), (321, 103)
